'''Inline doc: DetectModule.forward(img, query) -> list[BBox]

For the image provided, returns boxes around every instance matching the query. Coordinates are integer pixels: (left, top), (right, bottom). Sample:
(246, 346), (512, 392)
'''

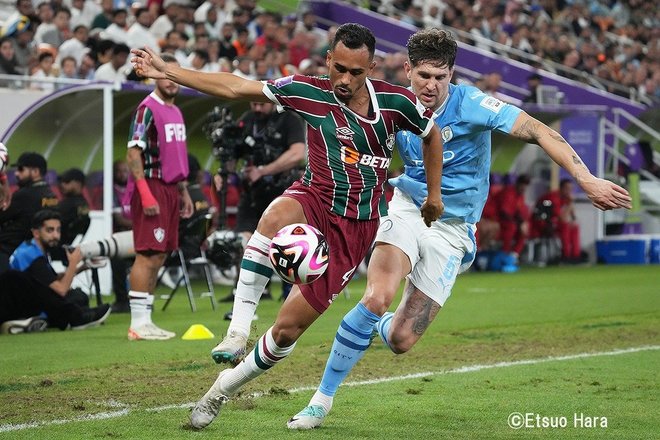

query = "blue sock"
(376, 312), (394, 352)
(318, 303), (380, 397)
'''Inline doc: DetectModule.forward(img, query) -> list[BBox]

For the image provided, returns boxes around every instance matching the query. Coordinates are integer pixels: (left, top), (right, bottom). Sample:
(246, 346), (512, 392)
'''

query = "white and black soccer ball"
(269, 223), (329, 285)
(0, 142), (8, 173)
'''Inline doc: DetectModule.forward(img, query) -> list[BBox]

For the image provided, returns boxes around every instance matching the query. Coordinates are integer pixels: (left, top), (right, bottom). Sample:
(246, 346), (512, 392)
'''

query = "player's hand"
(131, 47), (167, 80)
(582, 177), (632, 211)
(180, 189), (193, 219)
(420, 196), (444, 227)
(144, 204), (160, 216)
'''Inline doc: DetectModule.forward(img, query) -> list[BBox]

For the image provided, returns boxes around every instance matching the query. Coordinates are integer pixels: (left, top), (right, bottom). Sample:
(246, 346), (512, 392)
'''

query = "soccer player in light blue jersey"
(288, 28), (633, 429)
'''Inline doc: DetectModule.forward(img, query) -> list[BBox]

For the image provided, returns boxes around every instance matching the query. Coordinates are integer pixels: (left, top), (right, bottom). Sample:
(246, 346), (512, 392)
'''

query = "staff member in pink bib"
(124, 53), (193, 341)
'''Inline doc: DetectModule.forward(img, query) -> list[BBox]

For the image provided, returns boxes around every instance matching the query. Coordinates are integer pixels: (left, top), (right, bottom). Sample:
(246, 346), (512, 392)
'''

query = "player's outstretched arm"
(510, 112), (632, 211)
(131, 47), (270, 103)
(420, 124), (444, 226)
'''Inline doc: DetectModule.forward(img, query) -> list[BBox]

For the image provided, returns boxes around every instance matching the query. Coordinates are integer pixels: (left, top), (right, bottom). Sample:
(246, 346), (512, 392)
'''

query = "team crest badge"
(385, 133), (395, 151)
(336, 126), (354, 141)
(441, 126), (453, 142)
(153, 227), (165, 243)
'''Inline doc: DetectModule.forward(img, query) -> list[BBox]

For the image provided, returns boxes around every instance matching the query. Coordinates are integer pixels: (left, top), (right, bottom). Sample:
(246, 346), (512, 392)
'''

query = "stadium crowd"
(0, 0), (656, 102)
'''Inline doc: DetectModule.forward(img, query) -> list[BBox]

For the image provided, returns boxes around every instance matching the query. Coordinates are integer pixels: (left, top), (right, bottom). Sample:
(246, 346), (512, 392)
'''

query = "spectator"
(33, 2), (55, 45)
(127, 8), (160, 54)
(30, 51), (57, 92)
(217, 22), (238, 60)
(78, 51), (96, 79)
(150, 0), (186, 41)
(36, 6), (71, 48)
(0, 0), (35, 39)
(523, 73), (542, 103)
(56, 24), (89, 67)
(482, 72), (523, 105)
(101, 9), (129, 45)
(0, 152), (59, 273)
(536, 179), (584, 263)
(57, 168), (90, 246)
(90, 0), (114, 30)
(58, 56), (78, 80)
(69, 0), (101, 29)
(0, 36), (23, 80)
(496, 174), (531, 261)
(94, 42), (129, 82)
(8, 19), (37, 74)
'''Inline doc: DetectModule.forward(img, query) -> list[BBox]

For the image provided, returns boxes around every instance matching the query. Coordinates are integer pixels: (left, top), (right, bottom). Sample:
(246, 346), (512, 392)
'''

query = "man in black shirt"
(57, 168), (91, 245)
(1, 209), (110, 333)
(0, 152), (58, 273)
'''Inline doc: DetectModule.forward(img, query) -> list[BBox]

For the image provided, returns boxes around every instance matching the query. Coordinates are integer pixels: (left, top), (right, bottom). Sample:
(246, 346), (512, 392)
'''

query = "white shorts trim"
(376, 190), (476, 306)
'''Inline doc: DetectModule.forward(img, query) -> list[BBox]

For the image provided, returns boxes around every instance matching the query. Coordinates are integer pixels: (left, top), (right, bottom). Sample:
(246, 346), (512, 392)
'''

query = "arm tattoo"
(549, 131), (569, 145)
(572, 155), (582, 165)
(512, 119), (541, 143)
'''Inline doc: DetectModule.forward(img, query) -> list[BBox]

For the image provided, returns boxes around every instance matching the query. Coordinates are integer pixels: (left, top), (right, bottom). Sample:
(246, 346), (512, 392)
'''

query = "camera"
(203, 106), (248, 163)
(202, 106), (285, 166)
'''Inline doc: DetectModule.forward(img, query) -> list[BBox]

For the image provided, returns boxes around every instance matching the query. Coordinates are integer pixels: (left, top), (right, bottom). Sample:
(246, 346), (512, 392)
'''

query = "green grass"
(0, 265), (658, 439)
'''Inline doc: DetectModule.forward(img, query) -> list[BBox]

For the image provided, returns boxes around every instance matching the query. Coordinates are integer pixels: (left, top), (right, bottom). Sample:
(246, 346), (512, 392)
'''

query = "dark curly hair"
(407, 28), (457, 69)
(331, 23), (376, 59)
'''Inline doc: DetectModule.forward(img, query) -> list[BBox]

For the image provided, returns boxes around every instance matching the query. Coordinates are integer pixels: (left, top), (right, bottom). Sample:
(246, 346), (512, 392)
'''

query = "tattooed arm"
(509, 112), (631, 211)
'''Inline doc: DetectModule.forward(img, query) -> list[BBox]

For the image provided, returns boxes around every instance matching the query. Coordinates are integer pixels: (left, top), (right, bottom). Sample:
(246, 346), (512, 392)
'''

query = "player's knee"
(361, 287), (395, 316)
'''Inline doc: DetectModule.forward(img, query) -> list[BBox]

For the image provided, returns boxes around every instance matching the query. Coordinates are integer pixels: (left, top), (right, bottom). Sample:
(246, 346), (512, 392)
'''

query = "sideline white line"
(1, 345), (657, 433)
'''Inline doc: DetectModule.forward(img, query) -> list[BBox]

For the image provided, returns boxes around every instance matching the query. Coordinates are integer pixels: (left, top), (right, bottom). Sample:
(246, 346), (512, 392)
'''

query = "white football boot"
(190, 369), (232, 429)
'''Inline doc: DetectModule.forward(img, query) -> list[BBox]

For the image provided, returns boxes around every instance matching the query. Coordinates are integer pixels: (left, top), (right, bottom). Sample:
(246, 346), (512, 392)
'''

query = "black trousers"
(0, 270), (87, 330)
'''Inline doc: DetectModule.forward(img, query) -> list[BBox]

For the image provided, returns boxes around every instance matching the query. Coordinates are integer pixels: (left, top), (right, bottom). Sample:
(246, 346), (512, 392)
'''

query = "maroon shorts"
(131, 179), (180, 253)
(282, 182), (379, 313)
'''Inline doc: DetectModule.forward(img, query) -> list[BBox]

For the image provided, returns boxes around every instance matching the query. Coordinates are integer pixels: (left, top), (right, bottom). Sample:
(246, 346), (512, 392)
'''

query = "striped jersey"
(263, 74), (434, 220)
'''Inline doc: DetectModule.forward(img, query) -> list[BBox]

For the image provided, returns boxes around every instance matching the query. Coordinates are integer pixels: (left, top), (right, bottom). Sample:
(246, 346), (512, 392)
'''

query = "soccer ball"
(269, 223), (329, 284)
(0, 143), (8, 173)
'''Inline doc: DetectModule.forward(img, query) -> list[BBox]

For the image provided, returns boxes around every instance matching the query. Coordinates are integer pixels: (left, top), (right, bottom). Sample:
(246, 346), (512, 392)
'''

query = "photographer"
(210, 101), (305, 302)
(233, 101), (306, 237)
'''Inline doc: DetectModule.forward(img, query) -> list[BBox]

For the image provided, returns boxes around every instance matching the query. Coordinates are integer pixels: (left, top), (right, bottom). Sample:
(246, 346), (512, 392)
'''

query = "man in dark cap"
(58, 168), (90, 245)
(0, 152), (58, 273)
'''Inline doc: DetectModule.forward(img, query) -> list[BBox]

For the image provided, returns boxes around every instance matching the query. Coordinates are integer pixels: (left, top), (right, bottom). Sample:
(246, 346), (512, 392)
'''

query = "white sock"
(308, 389), (333, 414)
(228, 231), (273, 337)
(129, 291), (152, 328)
(221, 327), (296, 395)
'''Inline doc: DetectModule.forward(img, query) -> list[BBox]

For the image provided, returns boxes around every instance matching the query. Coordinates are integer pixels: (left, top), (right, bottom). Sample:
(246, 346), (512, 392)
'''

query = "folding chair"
(159, 214), (217, 312)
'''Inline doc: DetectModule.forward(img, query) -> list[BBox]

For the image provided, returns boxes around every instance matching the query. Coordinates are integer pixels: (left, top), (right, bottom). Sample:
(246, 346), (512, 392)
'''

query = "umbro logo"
(336, 126), (355, 141)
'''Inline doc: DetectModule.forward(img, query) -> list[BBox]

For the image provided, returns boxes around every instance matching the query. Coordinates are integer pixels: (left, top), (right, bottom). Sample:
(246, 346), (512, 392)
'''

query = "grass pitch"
(0, 264), (658, 439)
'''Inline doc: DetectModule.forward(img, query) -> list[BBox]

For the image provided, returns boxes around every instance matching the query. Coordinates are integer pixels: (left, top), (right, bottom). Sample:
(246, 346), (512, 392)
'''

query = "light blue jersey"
(390, 84), (522, 224)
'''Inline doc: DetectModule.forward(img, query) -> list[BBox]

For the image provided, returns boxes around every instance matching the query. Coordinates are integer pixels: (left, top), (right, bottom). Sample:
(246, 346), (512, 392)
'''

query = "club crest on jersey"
(153, 227), (165, 243)
(340, 146), (391, 169)
(441, 126), (453, 142)
(336, 126), (355, 141)
(385, 133), (395, 151)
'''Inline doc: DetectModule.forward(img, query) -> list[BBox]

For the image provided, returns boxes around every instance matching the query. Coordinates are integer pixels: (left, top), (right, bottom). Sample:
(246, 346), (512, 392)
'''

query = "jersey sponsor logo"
(164, 123), (186, 142)
(479, 96), (504, 113)
(153, 227), (165, 243)
(441, 126), (453, 142)
(340, 146), (391, 169)
(443, 150), (455, 162)
(336, 126), (355, 141)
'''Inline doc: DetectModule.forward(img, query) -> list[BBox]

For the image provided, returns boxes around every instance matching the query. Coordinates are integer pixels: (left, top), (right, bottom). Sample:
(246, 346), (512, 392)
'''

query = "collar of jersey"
(432, 89), (450, 120)
(334, 78), (380, 124)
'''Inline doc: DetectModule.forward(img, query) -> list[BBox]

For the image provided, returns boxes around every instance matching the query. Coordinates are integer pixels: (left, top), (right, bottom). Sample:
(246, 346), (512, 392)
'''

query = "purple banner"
(559, 114), (600, 190)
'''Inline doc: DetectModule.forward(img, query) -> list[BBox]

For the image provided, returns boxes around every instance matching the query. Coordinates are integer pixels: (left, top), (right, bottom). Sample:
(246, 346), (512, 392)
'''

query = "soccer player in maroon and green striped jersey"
(131, 23), (445, 429)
